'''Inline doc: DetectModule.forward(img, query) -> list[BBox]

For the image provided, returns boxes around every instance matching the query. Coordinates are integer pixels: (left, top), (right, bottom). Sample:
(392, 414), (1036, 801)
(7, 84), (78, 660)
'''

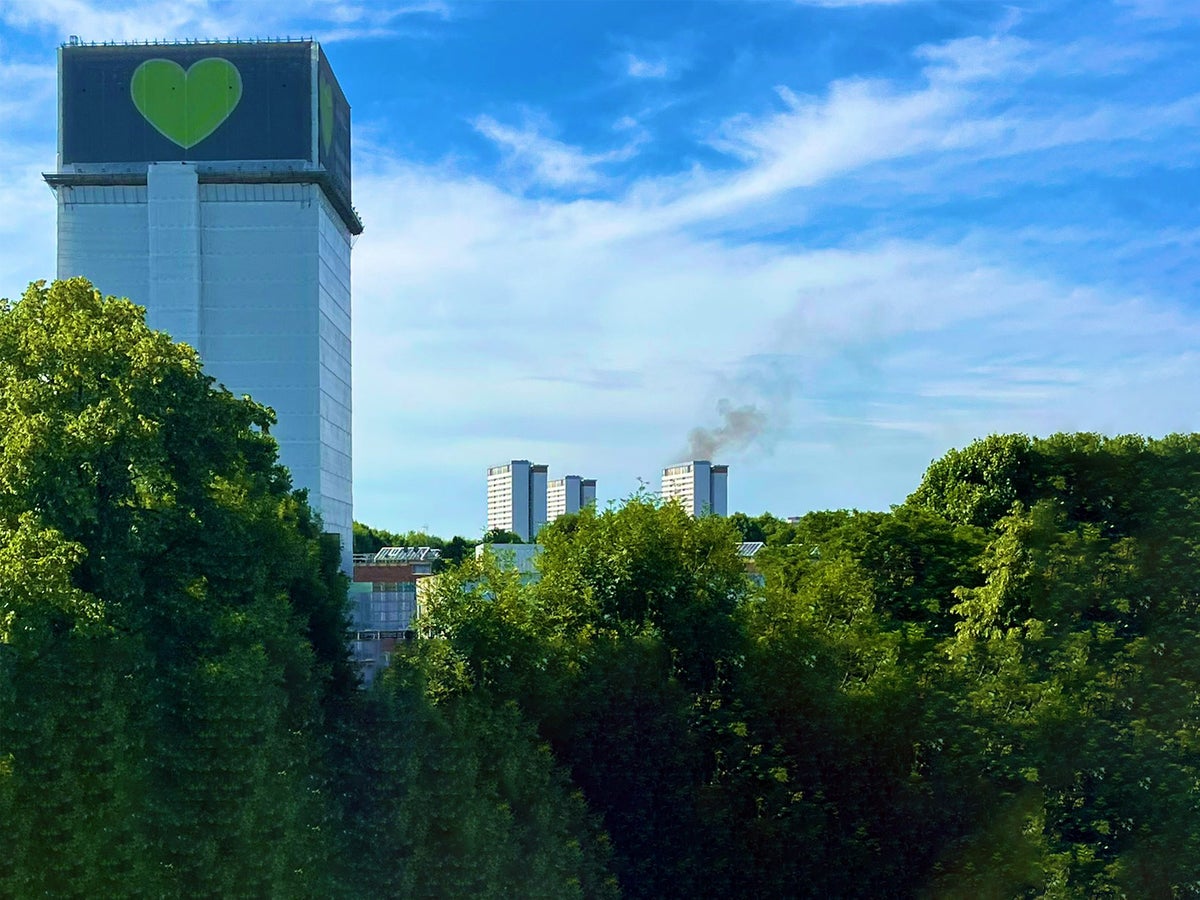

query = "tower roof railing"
(63, 36), (316, 47)
(354, 547), (443, 566)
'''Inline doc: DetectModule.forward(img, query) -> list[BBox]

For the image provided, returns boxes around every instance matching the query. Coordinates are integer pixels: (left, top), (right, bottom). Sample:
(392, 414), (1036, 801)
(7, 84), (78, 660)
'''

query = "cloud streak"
(0, 0), (446, 43)
(626, 54), (670, 79)
(472, 114), (643, 190)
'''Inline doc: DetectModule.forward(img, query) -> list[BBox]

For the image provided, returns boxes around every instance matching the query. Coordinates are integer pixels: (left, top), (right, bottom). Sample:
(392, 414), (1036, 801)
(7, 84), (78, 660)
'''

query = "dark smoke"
(683, 400), (767, 461)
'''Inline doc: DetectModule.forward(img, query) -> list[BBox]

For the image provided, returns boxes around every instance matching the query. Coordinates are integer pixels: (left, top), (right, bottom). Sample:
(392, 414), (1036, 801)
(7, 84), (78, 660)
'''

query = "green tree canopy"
(412, 498), (751, 896)
(9, 291), (1200, 900)
(0, 279), (351, 895)
(0, 279), (619, 898)
(411, 438), (1200, 898)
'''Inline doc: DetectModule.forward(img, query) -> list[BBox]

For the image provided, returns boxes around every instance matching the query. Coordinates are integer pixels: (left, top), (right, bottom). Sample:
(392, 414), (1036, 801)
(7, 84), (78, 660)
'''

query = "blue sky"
(0, 0), (1198, 537)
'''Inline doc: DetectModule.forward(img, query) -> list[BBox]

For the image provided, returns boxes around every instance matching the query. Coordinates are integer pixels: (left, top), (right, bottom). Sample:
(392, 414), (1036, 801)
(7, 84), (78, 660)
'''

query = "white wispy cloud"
(0, 143), (58, 299)
(1115, 0), (1200, 21)
(916, 34), (1035, 83)
(350, 144), (1200, 524)
(345, 21), (1199, 527)
(630, 30), (1191, 234)
(0, 0), (446, 43)
(625, 53), (670, 79)
(472, 114), (643, 190)
(2, 0), (254, 41)
(0, 60), (55, 122)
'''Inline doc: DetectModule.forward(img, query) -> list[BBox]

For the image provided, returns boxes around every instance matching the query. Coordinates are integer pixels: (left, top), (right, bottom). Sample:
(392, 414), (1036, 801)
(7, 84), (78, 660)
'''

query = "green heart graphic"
(130, 58), (243, 149)
(320, 79), (334, 155)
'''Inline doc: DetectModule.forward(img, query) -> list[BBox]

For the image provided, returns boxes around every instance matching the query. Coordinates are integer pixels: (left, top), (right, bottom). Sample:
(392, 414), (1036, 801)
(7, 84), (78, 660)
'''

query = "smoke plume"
(683, 400), (767, 461)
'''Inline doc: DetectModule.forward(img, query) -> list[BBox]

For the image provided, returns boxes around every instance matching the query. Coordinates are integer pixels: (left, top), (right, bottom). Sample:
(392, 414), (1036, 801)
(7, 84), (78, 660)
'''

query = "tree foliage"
(412, 435), (1200, 898)
(0, 279), (351, 894)
(6, 280), (1200, 898)
(412, 499), (748, 896)
(0, 280), (612, 898)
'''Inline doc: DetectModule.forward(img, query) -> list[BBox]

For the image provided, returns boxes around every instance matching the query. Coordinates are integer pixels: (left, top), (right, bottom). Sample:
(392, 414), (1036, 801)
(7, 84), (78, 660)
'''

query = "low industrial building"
(350, 546), (440, 685)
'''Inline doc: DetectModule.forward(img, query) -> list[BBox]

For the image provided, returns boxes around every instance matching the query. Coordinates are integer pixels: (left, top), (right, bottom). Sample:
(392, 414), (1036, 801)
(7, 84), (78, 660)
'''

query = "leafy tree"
(763, 507), (987, 634)
(728, 510), (796, 545)
(932, 498), (1200, 895)
(729, 513), (988, 896)
(0, 279), (350, 895)
(483, 528), (524, 545)
(912, 435), (1200, 895)
(328, 660), (618, 899)
(415, 498), (751, 897)
(726, 438), (1200, 896)
(908, 432), (1200, 539)
(535, 498), (747, 690)
(353, 520), (403, 554)
(908, 433), (1037, 528)
(440, 534), (477, 568)
(728, 511), (768, 543)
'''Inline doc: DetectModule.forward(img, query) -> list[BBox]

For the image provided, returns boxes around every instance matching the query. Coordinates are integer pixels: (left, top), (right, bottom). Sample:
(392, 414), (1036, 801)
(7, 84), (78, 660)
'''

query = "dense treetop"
(0, 280), (609, 897)
(411, 434), (1200, 897)
(4, 280), (1200, 897)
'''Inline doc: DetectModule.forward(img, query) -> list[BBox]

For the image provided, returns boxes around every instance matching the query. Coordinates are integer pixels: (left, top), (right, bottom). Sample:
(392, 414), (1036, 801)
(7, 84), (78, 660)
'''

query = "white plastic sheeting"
(57, 165), (354, 570)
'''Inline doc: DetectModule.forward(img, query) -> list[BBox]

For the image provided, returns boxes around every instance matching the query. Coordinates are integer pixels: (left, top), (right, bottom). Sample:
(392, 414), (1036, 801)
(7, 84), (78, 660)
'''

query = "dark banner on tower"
(61, 41), (314, 165)
(316, 47), (352, 212)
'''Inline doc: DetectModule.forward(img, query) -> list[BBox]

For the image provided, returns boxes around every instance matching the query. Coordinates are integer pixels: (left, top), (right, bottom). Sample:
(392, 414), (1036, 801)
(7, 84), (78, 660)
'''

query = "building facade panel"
(530, 464), (548, 538)
(510, 461), (531, 539)
(56, 186), (150, 306)
(662, 460), (728, 517)
(547, 475), (597, 521)
(710, 465), (729, 517)
(486, 460), (548, 541)
(547, 478), (566, 521)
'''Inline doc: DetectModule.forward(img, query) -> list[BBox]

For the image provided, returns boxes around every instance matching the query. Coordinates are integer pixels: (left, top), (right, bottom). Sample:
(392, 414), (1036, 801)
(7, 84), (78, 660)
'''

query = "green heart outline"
(319, 78), (334, 156)
(130, 57), (243, 150)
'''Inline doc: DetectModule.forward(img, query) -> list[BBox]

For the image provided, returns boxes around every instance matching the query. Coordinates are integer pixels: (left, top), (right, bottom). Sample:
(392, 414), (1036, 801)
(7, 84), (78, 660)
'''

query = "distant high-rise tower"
(486, 460), (548, 541)
(547, 475), (597, 521)
(662, 460), (728, 517)
(48, 40), (360, 570)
